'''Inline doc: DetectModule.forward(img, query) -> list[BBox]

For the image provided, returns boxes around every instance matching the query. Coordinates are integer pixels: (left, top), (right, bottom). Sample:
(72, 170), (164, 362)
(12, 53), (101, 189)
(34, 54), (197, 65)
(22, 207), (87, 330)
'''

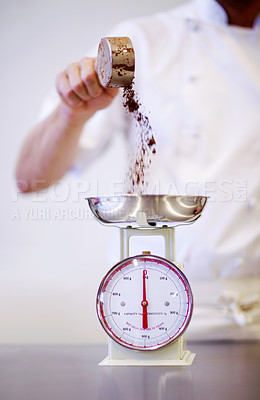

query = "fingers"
(80, 58), (103, 98)
(56, 57), (103, 108)
(67, 62), (90, 101)
(56, 71), (84, 107)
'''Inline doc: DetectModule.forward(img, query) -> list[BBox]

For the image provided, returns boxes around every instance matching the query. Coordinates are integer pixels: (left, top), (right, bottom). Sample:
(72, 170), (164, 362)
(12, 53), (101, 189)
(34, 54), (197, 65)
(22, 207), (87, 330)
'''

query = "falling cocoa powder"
(122, 82), (156, 194)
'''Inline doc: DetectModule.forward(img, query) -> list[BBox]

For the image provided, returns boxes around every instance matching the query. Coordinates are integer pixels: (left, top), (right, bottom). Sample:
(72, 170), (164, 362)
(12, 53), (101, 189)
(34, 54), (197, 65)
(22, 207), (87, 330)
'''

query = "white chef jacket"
(41, 0), (260, 340)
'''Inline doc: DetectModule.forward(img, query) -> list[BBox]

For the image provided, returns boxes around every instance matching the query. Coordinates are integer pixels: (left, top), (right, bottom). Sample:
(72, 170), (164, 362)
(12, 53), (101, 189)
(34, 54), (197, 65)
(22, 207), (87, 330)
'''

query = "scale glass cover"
(96, 254), (193, 351)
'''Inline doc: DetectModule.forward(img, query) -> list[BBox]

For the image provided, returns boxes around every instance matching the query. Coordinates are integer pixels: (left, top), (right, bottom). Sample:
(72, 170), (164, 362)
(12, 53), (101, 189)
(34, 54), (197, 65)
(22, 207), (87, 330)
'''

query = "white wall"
(0, 0), (186, 344)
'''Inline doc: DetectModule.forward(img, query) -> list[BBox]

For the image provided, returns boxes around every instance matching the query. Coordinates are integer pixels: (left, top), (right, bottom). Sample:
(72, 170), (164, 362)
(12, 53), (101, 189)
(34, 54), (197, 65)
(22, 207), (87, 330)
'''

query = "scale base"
(99, 337), (195, 366)
(99, 350), (195, 366)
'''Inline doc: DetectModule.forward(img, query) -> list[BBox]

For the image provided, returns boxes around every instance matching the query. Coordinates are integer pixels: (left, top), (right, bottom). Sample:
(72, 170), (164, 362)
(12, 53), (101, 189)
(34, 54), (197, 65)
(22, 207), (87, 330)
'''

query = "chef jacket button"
(186, 18), (201, 31)
(188, 75), (198, 82)
(184, 125), (200, 138)
(234, 257), (244, 268)
(184, 72), (198, 82)
(248, 198), (256, 210)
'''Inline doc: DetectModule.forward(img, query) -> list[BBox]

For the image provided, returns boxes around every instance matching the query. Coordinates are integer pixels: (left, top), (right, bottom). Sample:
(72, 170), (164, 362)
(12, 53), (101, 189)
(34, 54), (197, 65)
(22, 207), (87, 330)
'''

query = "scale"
(87, 194), (207, 366)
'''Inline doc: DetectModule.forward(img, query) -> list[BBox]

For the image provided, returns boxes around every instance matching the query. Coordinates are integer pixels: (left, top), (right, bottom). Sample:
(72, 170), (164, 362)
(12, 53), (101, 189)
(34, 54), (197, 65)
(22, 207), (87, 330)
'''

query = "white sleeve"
(73, 92), (126, 173)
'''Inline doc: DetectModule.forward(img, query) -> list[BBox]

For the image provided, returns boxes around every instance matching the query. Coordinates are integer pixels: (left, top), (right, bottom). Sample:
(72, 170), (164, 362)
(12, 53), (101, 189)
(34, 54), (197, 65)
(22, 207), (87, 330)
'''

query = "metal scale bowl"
(87, 195), (207, 366)
(87, 194), (206, 228)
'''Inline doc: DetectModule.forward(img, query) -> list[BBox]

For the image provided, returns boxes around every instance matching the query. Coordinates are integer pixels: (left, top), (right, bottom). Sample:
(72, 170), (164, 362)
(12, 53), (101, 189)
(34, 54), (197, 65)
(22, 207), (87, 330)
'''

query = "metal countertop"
(0, 342), (259, 400)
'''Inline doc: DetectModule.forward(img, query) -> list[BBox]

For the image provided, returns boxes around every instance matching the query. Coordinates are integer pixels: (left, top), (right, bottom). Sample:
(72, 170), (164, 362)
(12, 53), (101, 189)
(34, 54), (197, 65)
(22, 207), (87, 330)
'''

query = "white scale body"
(97, 227), (195, 366)
(87, 195), (207, 366)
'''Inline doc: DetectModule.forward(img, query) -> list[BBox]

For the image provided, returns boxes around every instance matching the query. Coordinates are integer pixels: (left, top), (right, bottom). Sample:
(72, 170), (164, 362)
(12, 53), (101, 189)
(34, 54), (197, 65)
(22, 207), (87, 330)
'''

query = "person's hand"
(56, 57), (118, 120)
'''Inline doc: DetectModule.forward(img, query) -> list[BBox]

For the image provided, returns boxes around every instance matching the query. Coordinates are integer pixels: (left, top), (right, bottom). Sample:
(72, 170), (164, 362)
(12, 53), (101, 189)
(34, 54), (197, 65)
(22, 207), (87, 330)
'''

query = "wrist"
(57, 102), (94, 128)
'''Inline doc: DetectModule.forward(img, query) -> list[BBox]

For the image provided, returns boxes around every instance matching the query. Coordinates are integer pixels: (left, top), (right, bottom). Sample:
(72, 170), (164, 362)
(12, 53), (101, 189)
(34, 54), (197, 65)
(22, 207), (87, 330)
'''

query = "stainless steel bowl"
(87, 195), (207, 228)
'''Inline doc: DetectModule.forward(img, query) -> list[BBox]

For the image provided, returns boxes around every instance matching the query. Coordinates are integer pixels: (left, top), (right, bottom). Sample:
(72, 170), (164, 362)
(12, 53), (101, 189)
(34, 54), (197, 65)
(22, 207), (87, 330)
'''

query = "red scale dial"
(96, 255), (193, 351)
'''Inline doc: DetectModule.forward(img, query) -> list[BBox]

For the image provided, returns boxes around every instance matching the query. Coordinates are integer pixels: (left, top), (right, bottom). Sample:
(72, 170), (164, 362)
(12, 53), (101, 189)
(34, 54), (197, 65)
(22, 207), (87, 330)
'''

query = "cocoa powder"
(122, 82), (156, 194)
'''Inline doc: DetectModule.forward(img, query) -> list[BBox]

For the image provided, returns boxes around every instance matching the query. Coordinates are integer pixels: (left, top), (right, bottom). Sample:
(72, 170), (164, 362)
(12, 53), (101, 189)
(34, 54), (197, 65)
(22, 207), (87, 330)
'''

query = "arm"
(15, 57), (118, 192)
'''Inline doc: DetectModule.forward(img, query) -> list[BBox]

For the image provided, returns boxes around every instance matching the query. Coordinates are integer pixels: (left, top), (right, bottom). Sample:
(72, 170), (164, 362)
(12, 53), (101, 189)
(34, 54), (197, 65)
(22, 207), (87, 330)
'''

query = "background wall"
(0, 0), (186, 344)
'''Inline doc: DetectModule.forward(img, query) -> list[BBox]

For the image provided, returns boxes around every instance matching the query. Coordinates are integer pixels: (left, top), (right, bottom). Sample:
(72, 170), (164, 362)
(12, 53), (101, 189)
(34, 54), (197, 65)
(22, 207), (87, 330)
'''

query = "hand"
(141, 270), (148, 329)
(56, 57), (119, 120)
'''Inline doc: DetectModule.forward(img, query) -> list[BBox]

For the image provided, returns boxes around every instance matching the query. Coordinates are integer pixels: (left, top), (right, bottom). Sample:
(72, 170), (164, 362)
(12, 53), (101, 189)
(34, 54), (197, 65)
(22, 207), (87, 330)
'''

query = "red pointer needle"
(141, 270), (148, 329)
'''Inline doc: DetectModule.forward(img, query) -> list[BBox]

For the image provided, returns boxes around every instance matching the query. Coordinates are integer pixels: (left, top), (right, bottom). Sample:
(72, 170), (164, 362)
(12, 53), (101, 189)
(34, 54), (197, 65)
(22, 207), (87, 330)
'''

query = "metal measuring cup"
(96, 37), (135, 88)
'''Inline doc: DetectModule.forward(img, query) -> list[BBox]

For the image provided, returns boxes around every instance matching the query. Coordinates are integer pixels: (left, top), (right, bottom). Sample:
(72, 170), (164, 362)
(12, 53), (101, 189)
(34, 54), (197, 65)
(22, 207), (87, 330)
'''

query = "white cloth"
(41, 0), (260, 339)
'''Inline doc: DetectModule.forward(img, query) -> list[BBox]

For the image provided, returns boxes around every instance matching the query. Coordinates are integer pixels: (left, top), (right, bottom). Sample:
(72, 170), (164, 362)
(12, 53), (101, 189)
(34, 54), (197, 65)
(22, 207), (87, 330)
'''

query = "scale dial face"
(96, 255), (193, 351)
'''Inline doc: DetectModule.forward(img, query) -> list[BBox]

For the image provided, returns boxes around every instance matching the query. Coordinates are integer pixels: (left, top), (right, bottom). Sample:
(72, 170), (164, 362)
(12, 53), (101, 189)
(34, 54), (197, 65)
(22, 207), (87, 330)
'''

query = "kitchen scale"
(87, 194), (207, 366)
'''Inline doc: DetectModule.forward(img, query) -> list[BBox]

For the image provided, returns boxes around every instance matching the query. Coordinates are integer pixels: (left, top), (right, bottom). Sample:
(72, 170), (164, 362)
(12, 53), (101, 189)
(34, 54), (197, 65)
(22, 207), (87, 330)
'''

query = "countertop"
(0, 342), (259, 400)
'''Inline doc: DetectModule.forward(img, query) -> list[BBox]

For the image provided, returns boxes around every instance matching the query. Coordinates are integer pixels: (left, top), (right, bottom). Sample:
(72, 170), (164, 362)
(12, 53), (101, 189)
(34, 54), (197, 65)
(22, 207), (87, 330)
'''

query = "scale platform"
(87, 194), (207, 228)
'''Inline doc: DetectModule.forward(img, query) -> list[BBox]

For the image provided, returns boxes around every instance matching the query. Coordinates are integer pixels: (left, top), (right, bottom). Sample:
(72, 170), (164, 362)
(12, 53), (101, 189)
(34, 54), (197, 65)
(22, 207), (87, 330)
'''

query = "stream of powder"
(122, 82), (156, 194)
